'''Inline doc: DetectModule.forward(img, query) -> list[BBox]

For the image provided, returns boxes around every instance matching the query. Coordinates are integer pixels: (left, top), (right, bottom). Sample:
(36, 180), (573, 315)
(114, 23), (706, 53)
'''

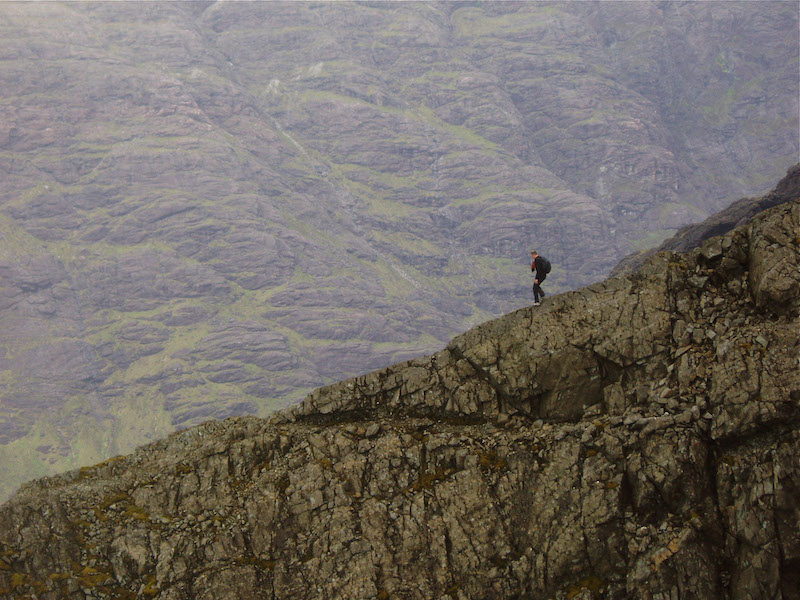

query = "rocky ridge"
(0, 195), (797, 598)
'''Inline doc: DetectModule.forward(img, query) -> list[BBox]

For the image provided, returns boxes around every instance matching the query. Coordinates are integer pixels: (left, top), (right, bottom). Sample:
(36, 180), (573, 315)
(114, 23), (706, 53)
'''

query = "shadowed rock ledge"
(0, 199), (798, 599)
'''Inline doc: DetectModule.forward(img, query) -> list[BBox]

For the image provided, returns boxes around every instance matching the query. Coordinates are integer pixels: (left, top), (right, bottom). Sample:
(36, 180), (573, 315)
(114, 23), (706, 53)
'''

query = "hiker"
(530, 250), (550, 306)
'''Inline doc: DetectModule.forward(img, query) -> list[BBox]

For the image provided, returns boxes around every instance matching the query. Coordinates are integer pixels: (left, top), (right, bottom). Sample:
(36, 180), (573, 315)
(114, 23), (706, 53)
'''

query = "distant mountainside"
(611, 163), (800, 276)
(0, 1), (798, 502)
(1, 191), (798, 599)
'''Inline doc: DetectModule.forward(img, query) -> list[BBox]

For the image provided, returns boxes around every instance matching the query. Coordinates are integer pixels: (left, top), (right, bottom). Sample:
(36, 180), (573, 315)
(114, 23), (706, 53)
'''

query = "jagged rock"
(0, 197), (797, 598)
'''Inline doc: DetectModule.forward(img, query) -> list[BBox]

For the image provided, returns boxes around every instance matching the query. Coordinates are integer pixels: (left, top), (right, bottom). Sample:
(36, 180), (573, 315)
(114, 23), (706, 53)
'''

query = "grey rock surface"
(0, 199), (797, 599)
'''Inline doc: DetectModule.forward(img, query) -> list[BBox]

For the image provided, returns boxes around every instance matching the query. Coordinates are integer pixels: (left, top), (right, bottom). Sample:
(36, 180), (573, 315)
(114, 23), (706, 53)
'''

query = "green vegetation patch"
(95, 492), (150, 523)
(409, 466), (458, 492)
(452, 5), (558, 38)
(631, 228), (676, 252)
(565, 576), (608, 599)
(478, 450), (508, 473)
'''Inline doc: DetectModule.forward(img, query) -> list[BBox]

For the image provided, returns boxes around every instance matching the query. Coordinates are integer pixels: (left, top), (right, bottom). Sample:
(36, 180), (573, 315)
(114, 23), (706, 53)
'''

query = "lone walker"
(530, 250), (550, 306)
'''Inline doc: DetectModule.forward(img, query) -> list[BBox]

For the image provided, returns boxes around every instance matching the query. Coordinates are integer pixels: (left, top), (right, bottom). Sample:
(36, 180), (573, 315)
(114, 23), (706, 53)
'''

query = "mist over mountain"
(0, 1), (797, 501)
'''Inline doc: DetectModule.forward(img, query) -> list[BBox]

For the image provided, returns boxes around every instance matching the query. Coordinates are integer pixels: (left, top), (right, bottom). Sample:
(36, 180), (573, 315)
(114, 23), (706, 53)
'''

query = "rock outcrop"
(0, 196), (797, 598)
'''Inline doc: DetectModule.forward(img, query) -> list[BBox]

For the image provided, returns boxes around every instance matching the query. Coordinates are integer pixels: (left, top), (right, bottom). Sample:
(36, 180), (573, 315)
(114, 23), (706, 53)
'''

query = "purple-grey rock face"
(0, 1), (798, 501)
(0, 195), (798, 599)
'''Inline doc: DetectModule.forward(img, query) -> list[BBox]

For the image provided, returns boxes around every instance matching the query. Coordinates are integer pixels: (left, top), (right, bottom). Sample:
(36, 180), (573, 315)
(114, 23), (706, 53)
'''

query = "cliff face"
(1, 1), (798, 503)
(0, 195), (797, 598)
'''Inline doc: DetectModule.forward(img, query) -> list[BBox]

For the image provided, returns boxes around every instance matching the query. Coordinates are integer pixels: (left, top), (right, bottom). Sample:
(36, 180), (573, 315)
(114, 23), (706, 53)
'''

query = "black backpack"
(540, 256), (552, 274)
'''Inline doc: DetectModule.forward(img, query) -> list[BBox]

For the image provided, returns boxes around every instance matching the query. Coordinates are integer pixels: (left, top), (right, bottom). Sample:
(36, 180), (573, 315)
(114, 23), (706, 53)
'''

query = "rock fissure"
(712, 413), (800, 451)
(576, 453), (596, 577)
(446, 344), (512, 416)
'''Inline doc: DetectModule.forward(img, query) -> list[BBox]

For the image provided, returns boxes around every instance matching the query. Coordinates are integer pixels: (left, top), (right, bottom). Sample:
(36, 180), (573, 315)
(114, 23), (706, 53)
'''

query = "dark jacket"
(532, 256), (546, 281)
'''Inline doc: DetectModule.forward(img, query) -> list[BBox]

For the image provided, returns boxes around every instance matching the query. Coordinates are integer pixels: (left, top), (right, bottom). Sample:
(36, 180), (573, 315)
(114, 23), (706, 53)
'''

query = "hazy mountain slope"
(0, 1), (797, 501)
(0, 194), (797, 599)
(611, 163), (800, 276)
